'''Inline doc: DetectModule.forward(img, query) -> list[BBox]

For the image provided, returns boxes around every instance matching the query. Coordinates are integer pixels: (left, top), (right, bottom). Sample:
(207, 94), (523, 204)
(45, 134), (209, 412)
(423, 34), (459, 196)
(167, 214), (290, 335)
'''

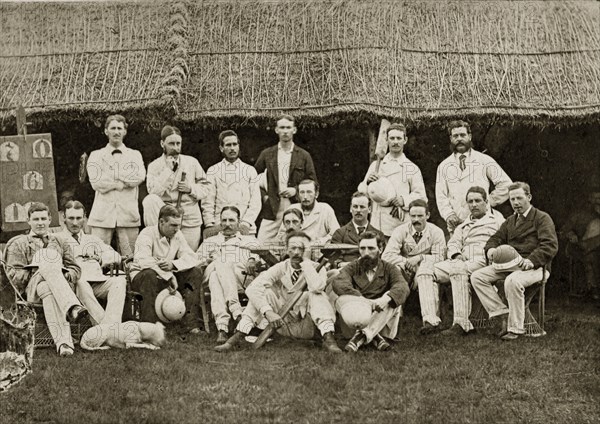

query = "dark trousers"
(131, 267), (202, 328)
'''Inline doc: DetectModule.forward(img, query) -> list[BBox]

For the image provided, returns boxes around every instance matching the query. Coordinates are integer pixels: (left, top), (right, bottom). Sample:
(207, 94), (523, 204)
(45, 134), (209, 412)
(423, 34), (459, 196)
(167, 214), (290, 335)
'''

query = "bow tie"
(111, 149), (122, 155)
(32, 234), (50, 247)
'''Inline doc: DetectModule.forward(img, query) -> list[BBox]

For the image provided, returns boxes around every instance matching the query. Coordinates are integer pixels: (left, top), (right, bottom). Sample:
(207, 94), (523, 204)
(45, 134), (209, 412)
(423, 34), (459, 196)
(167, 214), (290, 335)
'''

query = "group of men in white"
(2, 114), (558, 356)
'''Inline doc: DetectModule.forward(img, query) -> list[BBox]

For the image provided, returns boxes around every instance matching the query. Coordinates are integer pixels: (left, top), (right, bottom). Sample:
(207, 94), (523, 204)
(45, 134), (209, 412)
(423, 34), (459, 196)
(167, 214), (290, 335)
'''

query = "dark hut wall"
(1, 119), (597, 232)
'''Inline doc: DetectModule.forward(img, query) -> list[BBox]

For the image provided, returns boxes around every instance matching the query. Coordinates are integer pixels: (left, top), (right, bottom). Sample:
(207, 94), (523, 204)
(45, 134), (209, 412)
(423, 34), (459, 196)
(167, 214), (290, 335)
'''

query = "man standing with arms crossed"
(203, 130), (261, 235)
(436, 120), (512, 233)
(87, 115), (146, 256)
(255, 115), (317, 242)
(143, 125), (210, 250)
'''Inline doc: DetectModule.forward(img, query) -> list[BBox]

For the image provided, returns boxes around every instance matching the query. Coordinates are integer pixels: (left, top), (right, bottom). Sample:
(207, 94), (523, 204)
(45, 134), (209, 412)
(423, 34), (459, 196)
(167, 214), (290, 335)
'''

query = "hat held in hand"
(492, 245), (524, 271)
(336, 295), (372, 329)
(155, 289), (186, 323)
(367, 177), (396, 206)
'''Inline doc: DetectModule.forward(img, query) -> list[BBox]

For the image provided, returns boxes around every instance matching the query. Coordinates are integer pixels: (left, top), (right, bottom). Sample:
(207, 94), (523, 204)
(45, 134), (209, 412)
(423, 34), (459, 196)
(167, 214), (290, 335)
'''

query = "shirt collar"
(384, 152), (407, 163)
(520, 206), (533, 218)
(162, 154), (180, 163)
(301, 201), (320, 216)
(467, 208), (494, 223)
(106, 144), (126, 153)
(28, 230), (48, 238)
(221, 232), (242, 242)
(454, 149), (472, 160)
(221, 158), (241, 167)
(352, 220), (368, 232)
(409, 223), (427, 234)
(277, 142), (295, 152)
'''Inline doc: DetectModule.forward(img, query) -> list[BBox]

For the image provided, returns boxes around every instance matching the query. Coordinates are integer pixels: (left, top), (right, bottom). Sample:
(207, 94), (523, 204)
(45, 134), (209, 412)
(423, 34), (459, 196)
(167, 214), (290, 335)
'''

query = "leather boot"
(496, 313), (509, 337)
(216, 330), (228, 344)
(214, 331), (245, 352)
(345, 330), (366, 353)
(322, 332), (342, 353)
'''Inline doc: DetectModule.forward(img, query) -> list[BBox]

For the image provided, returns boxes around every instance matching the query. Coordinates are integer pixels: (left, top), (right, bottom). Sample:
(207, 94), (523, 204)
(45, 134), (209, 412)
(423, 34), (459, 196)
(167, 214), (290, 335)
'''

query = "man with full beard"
(435, 120), (512, 233)
(332, 231), (410, 352)
(143, 125), (210, 250)
(277, 179), (340, 260)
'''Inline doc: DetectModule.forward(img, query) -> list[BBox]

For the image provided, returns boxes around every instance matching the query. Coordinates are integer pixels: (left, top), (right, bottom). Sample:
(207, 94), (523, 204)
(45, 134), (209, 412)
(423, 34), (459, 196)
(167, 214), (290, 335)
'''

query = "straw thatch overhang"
(0, 1), (182, 128)
(1, 0), (599, 129)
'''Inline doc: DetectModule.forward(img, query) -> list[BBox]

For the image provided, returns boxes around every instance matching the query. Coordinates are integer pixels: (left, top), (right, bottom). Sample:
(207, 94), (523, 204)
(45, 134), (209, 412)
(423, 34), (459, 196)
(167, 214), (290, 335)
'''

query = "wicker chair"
(469, 266), (547, 336)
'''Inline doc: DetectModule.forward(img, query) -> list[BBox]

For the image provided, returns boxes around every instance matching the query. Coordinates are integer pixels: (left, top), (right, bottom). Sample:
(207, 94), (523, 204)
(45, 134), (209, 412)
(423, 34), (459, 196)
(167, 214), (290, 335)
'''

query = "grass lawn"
(1, 296), (599, 424)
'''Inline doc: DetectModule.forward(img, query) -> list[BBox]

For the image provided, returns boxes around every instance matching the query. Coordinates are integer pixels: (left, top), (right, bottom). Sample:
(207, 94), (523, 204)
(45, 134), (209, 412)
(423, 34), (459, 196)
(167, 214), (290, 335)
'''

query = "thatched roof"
(1, 0), (599, 128)
(0, 1), (178, 126)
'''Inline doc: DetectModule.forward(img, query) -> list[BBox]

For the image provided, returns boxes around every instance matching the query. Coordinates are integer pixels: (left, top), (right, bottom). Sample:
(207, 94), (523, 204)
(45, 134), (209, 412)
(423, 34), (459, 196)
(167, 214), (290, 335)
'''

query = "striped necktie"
(291, 268), (301, 285)
(459, 154), (466, 171)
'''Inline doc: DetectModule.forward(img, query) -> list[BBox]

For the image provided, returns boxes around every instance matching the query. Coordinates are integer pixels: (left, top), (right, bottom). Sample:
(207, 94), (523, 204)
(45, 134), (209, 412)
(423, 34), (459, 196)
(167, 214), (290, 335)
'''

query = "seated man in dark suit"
(331, 192), (384, 266)
(332, 231), (410, 352)
(471, 182), (558, 340)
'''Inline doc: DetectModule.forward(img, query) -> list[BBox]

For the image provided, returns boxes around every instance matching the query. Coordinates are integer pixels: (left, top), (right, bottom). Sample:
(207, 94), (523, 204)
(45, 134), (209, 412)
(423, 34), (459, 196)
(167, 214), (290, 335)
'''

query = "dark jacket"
(332, 259), (410, 308)
(254, 144), (317, 220)
(484, 207), (559, 272)
(331, 222), (383, 262)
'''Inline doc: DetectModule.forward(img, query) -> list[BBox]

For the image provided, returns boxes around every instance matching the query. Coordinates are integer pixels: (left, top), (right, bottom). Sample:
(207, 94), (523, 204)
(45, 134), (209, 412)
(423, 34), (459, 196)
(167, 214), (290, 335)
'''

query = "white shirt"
(203, 159), (261, 229)
(130, 225), (200, 280)
(86, 143), (146, 228)
(146, 154), (209, 227)
(277, 142), (294, 193)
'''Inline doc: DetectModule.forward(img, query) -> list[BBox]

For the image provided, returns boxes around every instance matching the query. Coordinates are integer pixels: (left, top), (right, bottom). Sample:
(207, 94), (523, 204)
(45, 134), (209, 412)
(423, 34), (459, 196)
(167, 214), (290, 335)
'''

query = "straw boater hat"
(367, 177), (396, 206)
(335, 295), (372, 329)
(79, 259), (109, 282)
(155, 289), (186, 323)
(492, 245), (524, 271)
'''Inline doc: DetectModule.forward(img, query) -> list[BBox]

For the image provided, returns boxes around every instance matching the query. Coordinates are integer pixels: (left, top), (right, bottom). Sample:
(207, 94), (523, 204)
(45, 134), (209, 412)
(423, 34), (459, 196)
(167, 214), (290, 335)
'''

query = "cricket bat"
(252, 256), (330, 350)
(374, 119), (391, 173)
(175, 172), (187, 208)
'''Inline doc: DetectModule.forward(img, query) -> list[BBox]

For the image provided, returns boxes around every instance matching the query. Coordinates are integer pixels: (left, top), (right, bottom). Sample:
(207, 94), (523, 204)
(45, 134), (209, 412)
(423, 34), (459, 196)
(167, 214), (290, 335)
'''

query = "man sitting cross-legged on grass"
(381, 199), (446, 335)
(197, 206), (261, 343)
(331, 231), (410, 352)
(4, 202), (87, 356)
(471, 182), (558, 341)
(214, 230), (342, 353)
(432, 186), (505, 336)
